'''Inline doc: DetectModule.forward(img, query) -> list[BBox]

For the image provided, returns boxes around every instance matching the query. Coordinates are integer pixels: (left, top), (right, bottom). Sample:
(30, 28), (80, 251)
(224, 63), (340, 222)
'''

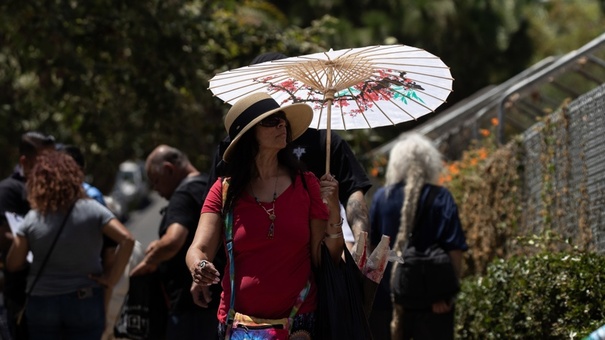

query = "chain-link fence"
(521, 84), (605, 252)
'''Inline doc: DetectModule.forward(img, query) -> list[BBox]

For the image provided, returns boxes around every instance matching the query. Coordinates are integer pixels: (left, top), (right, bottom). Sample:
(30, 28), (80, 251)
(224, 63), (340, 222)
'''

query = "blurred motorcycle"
(110, 160), (150, 221)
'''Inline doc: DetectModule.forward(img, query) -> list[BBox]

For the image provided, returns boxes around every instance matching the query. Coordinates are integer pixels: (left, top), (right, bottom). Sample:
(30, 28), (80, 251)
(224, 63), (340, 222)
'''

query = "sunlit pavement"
(124, 192), (167, 249)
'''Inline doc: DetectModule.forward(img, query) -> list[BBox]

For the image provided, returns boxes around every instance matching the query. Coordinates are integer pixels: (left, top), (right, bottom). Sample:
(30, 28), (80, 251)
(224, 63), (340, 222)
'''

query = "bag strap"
(405, 184), (439, 248)
(26, 202), (76, 296)
(178, 173), (209, 189)
(221, 177), (310, 326)
(160, 174), (209, 216)
(221, 177), (236, 323)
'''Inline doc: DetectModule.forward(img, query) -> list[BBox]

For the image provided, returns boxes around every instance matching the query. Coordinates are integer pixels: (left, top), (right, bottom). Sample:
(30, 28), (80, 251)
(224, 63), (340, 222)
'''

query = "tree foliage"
(272, 0), (605, 149)
(1, 0), (603, 192)
(0, 0), (331, 191)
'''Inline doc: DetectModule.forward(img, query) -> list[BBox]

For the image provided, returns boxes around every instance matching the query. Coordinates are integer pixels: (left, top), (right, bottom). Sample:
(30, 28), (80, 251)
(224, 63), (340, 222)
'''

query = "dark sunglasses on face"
(258, 112), (287, 127)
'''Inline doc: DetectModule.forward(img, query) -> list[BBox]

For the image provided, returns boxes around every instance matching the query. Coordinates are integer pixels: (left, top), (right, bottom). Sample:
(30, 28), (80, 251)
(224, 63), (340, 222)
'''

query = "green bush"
(455, 251), (605, 339)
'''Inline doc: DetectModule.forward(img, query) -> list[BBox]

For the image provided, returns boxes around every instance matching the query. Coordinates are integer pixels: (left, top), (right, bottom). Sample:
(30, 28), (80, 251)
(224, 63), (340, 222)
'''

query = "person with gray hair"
(130, 144), (221, 339)
(368, 133), (468, 340)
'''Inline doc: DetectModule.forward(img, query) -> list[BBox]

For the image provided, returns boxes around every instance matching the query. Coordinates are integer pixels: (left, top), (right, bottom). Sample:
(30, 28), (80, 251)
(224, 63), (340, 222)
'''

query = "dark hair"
(19, 132), (55, 158)
(250, 52), (288, 65)
(221, 51), (297, 211)
(223, 123), (301, 212)
(57, 144), (85, 170)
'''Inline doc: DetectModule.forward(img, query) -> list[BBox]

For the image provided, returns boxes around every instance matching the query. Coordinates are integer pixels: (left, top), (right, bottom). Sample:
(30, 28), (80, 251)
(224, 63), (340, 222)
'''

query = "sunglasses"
(258, 112), (288, 127)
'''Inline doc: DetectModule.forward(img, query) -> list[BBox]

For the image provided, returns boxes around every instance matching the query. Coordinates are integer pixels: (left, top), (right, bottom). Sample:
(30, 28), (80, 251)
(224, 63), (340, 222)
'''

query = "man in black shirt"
(0, 131), (55, 339)
(206, 52), (372, 249)
(289, 128), (372, 243)
(0, 132), (56, 224)
(131, 145), (223, 339)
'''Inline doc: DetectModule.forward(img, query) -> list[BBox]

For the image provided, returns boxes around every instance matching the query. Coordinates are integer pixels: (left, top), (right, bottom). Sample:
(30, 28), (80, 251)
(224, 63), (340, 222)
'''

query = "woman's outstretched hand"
(191, 259), (220, 286)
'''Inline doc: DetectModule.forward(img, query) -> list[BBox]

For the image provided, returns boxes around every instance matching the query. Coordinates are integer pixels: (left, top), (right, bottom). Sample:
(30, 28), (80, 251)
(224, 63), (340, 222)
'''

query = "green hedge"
(455, 251), (605, 339)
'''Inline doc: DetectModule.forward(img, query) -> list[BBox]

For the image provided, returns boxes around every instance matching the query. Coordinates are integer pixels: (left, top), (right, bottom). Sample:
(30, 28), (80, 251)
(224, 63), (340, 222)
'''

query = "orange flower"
(470, 157), (478, 166)
(370, 167), (379, 177)
(448, 163), (460, 175)
(480, 129), (490, 137)
(438, 174), (452, 184)
(478, 148), (488, 160)
(491, 117), (499, 126)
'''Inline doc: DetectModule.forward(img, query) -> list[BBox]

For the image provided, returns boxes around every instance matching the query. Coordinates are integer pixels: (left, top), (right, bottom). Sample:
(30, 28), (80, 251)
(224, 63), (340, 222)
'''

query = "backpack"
(391, 185), (460, 310)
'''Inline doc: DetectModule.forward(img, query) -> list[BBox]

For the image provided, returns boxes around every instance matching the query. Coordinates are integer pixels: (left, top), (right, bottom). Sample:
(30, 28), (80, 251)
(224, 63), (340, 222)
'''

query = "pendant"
(267, 222), (275, 239)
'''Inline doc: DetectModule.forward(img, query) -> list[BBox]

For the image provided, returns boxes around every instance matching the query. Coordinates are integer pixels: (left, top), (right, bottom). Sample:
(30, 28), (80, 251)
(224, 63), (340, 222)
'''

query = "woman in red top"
(186, 92), (344, 338)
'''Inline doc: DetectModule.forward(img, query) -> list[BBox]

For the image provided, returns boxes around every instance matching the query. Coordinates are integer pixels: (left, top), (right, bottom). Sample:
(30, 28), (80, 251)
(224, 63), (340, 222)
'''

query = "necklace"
(251, 176), (278, 239)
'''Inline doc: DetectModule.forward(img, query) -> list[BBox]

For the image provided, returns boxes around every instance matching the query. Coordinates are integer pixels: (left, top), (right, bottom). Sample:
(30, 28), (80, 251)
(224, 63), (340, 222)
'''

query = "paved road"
(124, 192), (167, 249)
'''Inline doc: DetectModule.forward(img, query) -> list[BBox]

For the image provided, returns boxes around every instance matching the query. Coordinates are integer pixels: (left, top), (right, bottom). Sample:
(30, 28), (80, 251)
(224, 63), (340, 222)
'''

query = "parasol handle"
(325, 96), (333, 175)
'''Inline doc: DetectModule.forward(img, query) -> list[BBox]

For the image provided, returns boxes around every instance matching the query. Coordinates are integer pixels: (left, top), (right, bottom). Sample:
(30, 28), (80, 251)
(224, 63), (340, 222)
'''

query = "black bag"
(114, 273), (169, 340)
(391, 185), (460, 310)
(5, 267), (29, 340)
(391, 244), (459, 309)
(15, 302), (28, 340)
(315, 243), (374, 340)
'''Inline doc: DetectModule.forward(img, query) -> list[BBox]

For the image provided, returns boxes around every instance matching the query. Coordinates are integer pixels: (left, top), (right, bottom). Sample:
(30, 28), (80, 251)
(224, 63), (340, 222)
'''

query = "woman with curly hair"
(6, 150), (135, 339)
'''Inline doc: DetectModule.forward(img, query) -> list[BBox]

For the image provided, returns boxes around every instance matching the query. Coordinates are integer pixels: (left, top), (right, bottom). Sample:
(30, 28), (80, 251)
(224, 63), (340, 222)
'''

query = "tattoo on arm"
(346, 190), (369, 241)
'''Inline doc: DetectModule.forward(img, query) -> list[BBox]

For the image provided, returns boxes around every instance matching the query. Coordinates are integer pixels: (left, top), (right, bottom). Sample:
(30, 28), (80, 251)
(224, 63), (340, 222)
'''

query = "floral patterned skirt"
(217, 312), (315, 339)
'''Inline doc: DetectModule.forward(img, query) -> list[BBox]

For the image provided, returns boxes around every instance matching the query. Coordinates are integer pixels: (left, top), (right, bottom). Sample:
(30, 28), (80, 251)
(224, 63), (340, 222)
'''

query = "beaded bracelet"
(328, 217), (344, 228)
(324, 231), (343, 239)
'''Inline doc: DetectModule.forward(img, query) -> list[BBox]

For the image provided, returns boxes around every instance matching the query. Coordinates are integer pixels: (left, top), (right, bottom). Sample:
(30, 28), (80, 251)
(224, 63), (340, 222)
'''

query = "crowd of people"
(0, 133), (135, 339)
(0, 54), (467, 340)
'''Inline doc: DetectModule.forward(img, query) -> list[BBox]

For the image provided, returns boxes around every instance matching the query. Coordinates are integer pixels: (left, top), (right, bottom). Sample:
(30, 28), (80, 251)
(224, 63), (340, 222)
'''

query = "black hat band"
(229, 98), (280, 140)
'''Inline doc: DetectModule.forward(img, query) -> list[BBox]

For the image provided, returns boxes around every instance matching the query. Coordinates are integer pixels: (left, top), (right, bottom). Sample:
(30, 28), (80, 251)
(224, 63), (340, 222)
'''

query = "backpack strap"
(159, 173), (209, 216)
(178, 173), (209, 189)
(26, 202), (75, 296)
(220, 178), (236, 324)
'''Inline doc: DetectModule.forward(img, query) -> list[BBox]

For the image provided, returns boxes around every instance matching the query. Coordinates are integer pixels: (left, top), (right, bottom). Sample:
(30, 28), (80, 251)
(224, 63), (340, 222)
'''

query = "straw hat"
(223, 92), (313, 162)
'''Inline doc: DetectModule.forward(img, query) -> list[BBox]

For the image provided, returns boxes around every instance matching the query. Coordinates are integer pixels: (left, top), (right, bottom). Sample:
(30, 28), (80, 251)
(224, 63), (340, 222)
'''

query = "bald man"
(131, 145), (222, 339)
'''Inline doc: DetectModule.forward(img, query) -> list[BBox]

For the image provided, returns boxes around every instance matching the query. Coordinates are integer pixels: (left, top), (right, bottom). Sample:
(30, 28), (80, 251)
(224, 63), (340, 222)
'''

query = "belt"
(74, 287), (98, 299)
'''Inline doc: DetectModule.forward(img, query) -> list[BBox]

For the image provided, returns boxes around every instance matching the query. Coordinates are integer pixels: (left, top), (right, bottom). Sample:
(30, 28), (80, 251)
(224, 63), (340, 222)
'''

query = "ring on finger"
(198, 260), (208, 269)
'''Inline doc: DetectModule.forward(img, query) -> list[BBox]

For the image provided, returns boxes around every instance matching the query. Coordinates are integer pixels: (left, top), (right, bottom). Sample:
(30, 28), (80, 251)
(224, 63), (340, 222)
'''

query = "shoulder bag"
(113, 272), (169, 340)
(314, 242), (375, 340)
